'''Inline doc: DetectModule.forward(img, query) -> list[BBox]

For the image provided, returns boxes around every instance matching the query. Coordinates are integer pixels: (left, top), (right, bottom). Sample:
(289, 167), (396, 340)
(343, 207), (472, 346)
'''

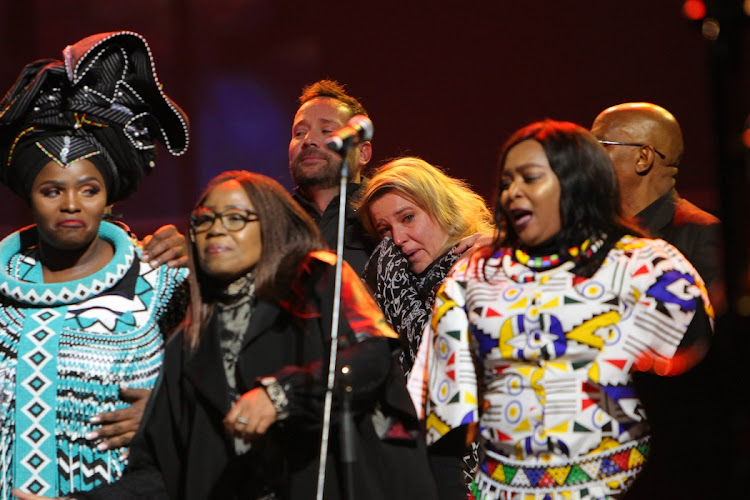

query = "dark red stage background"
(1, 0), (738, 234)
(1, 0), (749, 493)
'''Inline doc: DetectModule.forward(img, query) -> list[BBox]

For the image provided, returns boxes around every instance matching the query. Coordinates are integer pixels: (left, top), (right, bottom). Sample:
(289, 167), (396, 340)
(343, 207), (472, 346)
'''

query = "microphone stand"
(315, 149), (356, 500)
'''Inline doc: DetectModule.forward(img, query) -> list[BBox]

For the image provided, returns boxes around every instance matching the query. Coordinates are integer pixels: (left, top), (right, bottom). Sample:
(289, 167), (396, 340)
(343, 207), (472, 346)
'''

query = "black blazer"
(78, 252), (438, 500)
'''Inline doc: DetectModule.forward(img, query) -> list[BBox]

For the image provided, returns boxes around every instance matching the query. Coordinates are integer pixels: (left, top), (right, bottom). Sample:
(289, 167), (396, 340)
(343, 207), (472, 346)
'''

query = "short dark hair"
(298, 79), (369, 118)
(185, 170), (325, 347)
(493, 119), (635, 251)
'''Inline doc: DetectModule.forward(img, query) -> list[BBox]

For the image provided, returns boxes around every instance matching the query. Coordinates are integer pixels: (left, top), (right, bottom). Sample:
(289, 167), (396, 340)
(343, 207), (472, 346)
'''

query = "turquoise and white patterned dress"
(410, 236), (712, 500)
(0, 221), (187, 499)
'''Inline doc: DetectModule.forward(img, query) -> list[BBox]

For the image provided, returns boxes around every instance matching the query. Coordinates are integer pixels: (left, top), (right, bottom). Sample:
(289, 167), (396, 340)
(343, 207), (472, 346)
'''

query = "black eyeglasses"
(598, 140), (666, 160)
(190, 208), (260, 233)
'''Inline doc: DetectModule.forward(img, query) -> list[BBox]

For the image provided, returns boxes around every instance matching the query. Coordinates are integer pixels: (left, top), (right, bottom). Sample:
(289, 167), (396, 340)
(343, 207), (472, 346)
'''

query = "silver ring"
(236, 417), (249, 425)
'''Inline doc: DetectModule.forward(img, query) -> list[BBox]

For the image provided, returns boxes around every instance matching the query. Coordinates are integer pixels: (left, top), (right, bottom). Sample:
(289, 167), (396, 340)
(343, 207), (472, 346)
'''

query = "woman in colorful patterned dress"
(412, 120), (712, 499)
(0, 32), (189, 499)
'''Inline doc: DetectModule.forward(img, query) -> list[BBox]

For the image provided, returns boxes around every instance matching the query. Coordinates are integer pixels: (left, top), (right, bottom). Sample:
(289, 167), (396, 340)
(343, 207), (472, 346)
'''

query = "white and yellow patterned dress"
(412, 236), (712, 500)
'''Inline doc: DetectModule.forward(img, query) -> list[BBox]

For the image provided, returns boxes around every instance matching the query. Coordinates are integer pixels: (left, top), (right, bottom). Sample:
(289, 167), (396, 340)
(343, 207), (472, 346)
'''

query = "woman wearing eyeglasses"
(39, 171), (437, 500)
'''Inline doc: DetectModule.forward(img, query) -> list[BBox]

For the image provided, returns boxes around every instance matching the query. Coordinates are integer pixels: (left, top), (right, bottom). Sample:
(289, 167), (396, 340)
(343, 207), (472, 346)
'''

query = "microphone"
(325, 115), (374, 153)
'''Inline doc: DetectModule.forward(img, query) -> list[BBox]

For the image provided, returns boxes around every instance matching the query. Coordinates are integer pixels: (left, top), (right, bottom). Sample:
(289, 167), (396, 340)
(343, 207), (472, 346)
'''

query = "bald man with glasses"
(591, 102), (721, 291)
(593, 103), (722, 499)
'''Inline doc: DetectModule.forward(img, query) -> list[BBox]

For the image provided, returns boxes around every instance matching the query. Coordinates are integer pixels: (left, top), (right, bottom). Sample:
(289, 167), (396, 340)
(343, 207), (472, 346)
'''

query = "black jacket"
(77, 252), (437, 500)
(627, 191), (722, 499)
(636, 189), (721, 287)
(293, 184), (374, 276)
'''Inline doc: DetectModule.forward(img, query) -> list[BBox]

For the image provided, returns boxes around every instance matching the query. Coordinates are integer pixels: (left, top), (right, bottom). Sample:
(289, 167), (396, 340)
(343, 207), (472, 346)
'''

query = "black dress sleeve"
(268, 252), (398, 425)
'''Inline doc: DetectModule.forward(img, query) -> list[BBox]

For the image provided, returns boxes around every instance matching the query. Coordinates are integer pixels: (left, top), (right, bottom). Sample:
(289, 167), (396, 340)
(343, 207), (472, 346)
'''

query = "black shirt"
(635, 188), (721, 287)
(293, 183), (374, 276)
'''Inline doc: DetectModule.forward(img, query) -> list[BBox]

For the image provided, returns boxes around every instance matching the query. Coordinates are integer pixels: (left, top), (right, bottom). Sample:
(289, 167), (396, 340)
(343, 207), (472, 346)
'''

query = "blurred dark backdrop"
(1, 1), (738, 234)
(0, 0), (748, 495)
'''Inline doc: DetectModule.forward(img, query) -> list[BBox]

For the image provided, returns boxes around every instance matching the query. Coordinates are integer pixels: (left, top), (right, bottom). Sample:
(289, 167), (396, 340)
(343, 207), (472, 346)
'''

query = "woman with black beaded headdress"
(0, 31), (189, 499)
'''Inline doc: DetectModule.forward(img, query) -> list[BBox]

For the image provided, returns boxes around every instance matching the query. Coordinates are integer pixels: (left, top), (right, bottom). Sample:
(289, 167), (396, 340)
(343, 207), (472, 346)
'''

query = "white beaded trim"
(35, 141), (102, 168)
(62, 30), (189, 156)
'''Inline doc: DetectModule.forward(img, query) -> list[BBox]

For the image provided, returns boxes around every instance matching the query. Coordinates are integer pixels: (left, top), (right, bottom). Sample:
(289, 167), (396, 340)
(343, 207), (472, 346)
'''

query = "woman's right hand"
(223, 388), (277, 442)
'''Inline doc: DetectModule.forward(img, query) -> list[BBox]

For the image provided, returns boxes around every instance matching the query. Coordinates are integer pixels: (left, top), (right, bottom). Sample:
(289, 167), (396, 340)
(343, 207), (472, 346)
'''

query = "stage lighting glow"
(701, 18), (721, 40)
(683, 0), (706, 21)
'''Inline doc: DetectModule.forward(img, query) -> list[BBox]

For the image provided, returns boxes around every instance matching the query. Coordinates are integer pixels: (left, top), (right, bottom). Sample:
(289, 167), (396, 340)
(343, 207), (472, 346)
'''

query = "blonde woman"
(357, 157), (494, 375)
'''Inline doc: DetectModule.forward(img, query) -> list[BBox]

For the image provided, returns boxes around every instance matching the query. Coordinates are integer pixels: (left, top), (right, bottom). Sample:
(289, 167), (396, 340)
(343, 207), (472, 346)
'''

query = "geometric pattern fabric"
(471, 437), (649, 499)
(0, 222), (187, 499)
(419, 235), (711, 499)
(15, 308), (64, 495)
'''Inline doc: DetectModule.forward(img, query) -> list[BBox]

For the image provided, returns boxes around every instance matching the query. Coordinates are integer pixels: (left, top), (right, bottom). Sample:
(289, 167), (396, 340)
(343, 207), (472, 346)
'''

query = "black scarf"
(363, 236), (461, 376)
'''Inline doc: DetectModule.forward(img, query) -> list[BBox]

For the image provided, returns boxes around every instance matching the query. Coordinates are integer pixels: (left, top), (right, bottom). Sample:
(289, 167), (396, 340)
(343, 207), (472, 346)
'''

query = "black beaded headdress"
(0, 31), (189, 203)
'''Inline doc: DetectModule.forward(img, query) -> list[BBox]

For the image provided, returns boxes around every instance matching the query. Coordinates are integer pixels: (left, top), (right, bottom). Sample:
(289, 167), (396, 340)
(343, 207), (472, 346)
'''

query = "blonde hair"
(356, 157), (494, 253)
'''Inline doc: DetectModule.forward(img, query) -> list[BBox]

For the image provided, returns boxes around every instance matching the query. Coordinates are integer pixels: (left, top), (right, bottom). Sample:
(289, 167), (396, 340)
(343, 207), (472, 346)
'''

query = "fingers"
(87, 421), (137, 450)
(87, 419), (134, 449)
(90, 386), (145, 424)
(87, 418), (137, 450)
(141, 234), (153, 248)
(165, 254), (189, 269)
(98, 430), (136, 451)
(223, 398), (246, 436)
(453, 241), (469, 254)
(223, 388), (277, 441)
(11, 488), (53, 500)
(140, 225), (187, 268)
(145, 245), (185, 268)
(88, 418), (128, 438)
(454, 232), (481, 254)
(226, 413), (274, 442)
(90, 407), (130, 425)
(87, 386), (150, 449)
(253, 413), (274, 436)
(119, 387), (152, 403)
(475, 233), (494, 247)
(455, 232), (493, 258)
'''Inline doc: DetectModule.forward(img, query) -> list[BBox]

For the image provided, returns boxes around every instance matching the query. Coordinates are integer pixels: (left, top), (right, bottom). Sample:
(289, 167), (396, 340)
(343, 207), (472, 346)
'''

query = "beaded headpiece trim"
(0, 31), (190, 203)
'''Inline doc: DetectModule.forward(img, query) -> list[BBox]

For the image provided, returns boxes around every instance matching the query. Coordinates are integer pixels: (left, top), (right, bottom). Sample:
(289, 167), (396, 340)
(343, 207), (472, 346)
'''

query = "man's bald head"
(593, 103), (684, 164)
(591, 102), (684, 216)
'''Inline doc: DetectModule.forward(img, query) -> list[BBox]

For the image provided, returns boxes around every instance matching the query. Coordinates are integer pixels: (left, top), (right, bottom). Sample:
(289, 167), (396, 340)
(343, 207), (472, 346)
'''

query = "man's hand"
(87, 386), (151, 452)
(141, 224), (188, 269)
